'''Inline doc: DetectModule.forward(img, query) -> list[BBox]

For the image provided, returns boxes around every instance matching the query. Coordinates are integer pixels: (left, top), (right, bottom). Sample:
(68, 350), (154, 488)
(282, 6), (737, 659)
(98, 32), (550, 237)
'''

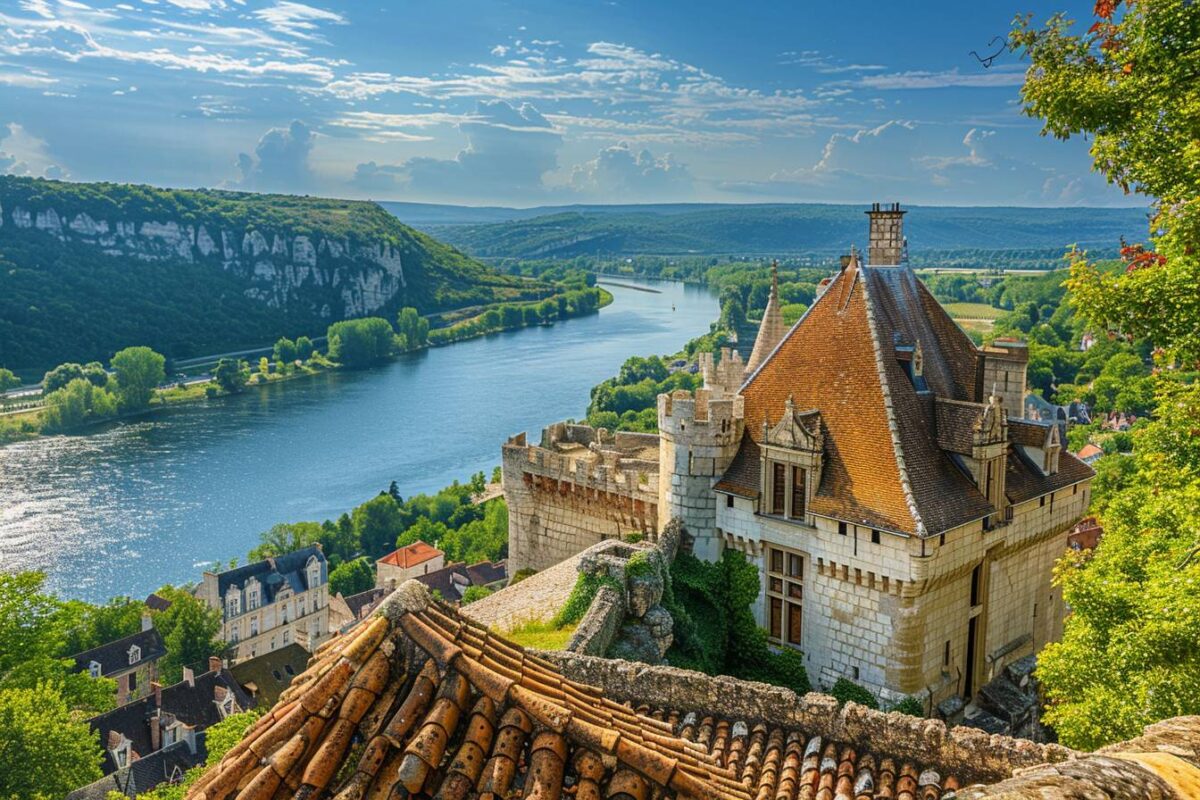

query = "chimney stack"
(151, 680), (163, 708)
(208, 655), (223, 674)
(182, 666), (194, 687)
(865, 202), (906, 266)
(141, 612), (153, 632)
(150, 713), (161, 752)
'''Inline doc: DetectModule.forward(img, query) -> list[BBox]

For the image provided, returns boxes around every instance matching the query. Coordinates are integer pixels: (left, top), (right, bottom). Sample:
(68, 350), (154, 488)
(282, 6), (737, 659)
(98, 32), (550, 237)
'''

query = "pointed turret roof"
(745, 260), (787, 376)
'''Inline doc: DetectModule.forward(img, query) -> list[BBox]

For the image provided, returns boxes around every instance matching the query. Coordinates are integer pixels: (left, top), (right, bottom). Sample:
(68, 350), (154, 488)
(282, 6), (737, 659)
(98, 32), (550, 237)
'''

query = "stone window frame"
(127, 644), (141, 665)
(245, 578), (261, 612)
(89, 660), (102, 678)
(305, 555), (322, 589)
(765, 543), (807, 650)
(760, 449), (816, 526)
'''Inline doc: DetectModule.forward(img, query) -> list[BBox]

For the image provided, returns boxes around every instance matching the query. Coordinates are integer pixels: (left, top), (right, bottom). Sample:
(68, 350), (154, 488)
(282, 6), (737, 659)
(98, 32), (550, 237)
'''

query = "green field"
(941, 302), (1006, 320)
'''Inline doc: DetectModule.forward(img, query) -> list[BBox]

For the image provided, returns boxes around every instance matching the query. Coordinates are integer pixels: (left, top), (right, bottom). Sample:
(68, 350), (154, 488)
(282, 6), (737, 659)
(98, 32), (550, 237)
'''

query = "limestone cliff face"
(0, 199), (407, 320)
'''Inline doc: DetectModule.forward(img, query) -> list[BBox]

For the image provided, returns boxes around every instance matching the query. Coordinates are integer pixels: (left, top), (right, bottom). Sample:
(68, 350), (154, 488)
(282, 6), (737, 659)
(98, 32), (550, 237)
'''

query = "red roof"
(378, 541), (442, 569)
(1076, 443), (1104, 460)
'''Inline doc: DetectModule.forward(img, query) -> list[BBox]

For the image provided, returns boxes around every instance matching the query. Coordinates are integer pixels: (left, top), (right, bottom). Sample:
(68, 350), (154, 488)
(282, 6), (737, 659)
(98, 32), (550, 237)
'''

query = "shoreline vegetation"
(0, 281), (612, 446)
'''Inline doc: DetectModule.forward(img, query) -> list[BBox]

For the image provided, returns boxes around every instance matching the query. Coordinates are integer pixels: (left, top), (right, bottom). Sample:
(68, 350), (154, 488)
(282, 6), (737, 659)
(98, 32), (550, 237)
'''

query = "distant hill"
(405, 203), (1149, 262)
(0, 178), (542, 371)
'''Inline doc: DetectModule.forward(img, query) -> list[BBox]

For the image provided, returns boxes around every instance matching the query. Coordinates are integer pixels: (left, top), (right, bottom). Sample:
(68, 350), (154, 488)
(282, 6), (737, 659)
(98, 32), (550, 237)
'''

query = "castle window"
(771, 463), (786, 515)
(726, 494), (734, 508)
(871, 529), (881, 545)
(128, 671), (137, 692)
(838, 522), (847, 536)
(766, 545), (805, 650)
(246, 585), (260, 611)
(790, 466), (806, 519)
(250, 617), (258, 637)
(944, 641), (951, 667)
(970, 564), (982, 607)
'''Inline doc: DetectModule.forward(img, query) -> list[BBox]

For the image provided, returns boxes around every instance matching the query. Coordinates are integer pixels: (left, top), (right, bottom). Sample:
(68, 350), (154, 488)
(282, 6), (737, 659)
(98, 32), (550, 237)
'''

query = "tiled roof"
(188, 582), (965, 800)
(714, 432), (761, 498)
(465, 559), (508, 587)
(933, 398), (986, 455)
(145, 593), (173, 612)
(1008, 418), (1055, 448)
(67, 736), (205, 800)
(72, 626), (167, 677)
(1005, 445), (1094, 505)
(746, 264), (787, 376)
(1076, 443), (1104, 460)
(379, 541), (443, 569)
(741, 259), (991, 535)
(90, 667), (254, 774)
(215, 546), (325, 604)
(342, 586), (388, 620)
(230, 644), (311, 706)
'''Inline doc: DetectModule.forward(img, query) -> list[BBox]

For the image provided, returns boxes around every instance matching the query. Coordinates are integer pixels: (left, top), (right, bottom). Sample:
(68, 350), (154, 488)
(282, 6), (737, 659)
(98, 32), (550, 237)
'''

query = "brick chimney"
(866, 202), (906, 266)
(151, 680), (162, 707)
(150, 712), (161, 752)
(182, 666), (194, 687)
(208, 655), (223, 674)
(141, 612), (153, 632)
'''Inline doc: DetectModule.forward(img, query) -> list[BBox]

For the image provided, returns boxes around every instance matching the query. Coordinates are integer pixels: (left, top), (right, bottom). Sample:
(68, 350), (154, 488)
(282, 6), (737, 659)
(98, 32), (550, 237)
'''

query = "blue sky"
(0, 0), (1140, 207)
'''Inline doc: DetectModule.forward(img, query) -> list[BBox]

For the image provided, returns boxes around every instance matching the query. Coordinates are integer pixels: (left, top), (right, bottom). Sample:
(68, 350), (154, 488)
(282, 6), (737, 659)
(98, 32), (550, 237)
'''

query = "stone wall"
(503, 426), (661, 574)
(543, 651), (1073, 786)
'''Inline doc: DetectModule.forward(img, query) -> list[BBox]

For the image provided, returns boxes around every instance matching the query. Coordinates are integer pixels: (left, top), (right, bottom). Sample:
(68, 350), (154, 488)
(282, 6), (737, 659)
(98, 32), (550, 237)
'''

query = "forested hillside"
(0, 177), (543, 371)
(425, 203), (1147, 264)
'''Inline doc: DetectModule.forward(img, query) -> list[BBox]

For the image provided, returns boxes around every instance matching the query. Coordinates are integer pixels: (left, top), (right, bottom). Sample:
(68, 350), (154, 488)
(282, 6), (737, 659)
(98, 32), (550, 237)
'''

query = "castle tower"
(657, 388), (745, 561)
(979, 339), (1029, 420)
(699, 346), (746, 398)
(866, 202), (906, 266)
(745, 261), (786, 376)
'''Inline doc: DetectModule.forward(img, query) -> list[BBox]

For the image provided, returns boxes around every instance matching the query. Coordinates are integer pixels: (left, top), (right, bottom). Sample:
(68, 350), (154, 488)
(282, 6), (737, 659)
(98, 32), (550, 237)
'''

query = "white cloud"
(570, 142), (692, 199)
(857, 67), (1025, 90)
(778, 50), (885, 73)
(0, 71), (58, 88)
(490, 44), (508, 57)
(233, 119), (315, 191)
(252, 1), (344, 42)
(0, 122), (68, 179)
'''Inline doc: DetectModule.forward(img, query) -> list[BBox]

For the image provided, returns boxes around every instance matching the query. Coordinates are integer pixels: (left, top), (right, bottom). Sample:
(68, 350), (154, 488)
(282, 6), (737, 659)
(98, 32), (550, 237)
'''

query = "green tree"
(329, 557), (374, 597)
(0, 368), (20, 409)
(42, 362), (85, 394)
(0, 682), (105, 800)
(295, 336), (315, 360)
(81, 362), (109, 388)
(273, 337), (297, 363)
(40, 378), (118, 433)
(352, 493), (404, 557)
(110, 346), (166, 411)
(60, 598), (144, 656)
(1012, 0), (1200, 749)
(327, 317), (395, 367)
(248, 522), (324, 562)
(395, 307), (429, 351)
(212, 358), (249, 394)
(152, 586), (224, 684)
(461, 585), (493, 605)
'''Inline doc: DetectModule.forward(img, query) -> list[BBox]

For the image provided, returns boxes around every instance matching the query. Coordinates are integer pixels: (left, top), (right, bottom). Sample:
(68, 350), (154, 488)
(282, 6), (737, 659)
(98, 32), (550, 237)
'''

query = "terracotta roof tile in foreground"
(187, 580), (963, 800)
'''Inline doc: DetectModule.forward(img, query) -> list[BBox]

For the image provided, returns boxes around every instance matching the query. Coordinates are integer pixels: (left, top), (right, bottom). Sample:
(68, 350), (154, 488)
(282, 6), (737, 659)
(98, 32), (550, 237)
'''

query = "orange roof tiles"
(379, 541), (443, 569)
(187, 581), (964, 800)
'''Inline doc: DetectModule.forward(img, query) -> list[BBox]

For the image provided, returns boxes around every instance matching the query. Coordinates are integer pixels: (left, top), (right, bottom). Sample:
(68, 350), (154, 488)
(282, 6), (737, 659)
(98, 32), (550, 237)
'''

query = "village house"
(197, 545), (330, 663)
(67, 657), (253, 800)
(502, 204), (1094, 714)
(375, 541), (444, 590)
(71, 615), (166, 706)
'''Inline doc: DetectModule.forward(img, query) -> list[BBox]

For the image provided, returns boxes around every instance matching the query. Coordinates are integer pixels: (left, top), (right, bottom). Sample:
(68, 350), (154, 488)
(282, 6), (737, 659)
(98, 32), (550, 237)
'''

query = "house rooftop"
(183, 581), (1200, 800)
(378, 541), (443, 569)
(71, 626), (166, 677)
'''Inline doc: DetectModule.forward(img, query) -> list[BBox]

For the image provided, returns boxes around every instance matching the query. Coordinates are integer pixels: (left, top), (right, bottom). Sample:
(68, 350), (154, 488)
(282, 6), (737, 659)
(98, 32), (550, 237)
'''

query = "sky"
(0, 0), (1142, 208)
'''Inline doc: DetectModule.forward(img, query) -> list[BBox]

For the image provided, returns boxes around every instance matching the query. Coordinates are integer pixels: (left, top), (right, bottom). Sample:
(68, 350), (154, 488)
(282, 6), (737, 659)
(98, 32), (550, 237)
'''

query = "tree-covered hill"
(422, 203), (1149, 263)
(0, 177), (544, 371)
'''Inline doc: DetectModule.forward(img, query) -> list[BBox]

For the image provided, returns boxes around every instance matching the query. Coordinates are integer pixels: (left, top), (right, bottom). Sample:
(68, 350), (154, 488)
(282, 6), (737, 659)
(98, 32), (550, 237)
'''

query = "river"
(0, 280), (716, 602)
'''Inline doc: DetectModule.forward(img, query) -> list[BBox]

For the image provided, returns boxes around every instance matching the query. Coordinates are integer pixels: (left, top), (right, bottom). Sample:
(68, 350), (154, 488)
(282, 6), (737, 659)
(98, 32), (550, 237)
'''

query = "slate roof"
(713, 432), (761, 498)
(89, 667), (254, 774)
(215, 545), (326, 603)
(379, 541), (443, 569)
(230, 643), (311, 706)
(465, 559), (508, 587)
(185, 582), (964, 800)
(72, 626), (167, 677)
(67, 736), (206, 800)
(416, 560), (508, 601)
(343, 586), (388, 620)
(738, 258), (1091, 536)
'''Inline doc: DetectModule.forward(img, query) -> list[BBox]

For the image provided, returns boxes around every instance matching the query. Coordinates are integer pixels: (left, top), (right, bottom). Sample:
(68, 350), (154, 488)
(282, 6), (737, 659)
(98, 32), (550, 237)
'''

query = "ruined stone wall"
(502, 429), (661, 574)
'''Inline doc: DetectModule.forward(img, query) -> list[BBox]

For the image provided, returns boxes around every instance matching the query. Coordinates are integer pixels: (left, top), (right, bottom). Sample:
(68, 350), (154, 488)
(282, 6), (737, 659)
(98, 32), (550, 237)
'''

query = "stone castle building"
(503, 203), (1094, 709)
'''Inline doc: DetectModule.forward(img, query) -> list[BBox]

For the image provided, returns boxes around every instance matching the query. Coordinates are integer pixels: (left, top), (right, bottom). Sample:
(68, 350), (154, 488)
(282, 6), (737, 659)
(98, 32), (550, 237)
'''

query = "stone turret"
(657, 388), (745, 560)
(866, 202), (906, 266)
(699, 346), (745, 398)
(745, 261), (786, 376)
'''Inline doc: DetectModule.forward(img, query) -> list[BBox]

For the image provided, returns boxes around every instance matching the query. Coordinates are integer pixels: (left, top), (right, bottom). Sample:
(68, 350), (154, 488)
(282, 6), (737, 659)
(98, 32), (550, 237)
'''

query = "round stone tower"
(657, 387), (745, 561)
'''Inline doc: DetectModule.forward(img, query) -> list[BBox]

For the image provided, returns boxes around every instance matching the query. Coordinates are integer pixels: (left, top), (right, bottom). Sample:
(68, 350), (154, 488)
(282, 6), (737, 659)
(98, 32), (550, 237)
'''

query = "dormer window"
(791, 466), (807, 519)
(246, 581), (260, 611)
(111, 738), (131, 769)
(89, 660), (102, 679)
(771, 463), (786, 515)
(225, 588), (241, 619)
(306, 556), (321, 589)
(128, 644), (141, 665)
(215, 690), (236, 719)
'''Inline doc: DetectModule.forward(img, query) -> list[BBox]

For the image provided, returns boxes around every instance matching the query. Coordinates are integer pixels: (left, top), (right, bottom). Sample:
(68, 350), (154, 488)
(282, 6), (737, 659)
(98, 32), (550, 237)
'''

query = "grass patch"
(941, 302), (1005, 320)
(504, 620), (578, 651)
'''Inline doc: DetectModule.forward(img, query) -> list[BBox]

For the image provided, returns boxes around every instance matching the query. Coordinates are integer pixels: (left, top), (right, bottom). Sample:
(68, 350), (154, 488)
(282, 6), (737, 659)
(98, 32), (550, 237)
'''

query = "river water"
(0, 280), (715, 602)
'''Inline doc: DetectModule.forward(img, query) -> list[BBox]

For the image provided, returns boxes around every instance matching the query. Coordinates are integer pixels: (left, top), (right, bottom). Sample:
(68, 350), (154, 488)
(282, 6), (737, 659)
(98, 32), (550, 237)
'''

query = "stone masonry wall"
(503, 429), (661, 574)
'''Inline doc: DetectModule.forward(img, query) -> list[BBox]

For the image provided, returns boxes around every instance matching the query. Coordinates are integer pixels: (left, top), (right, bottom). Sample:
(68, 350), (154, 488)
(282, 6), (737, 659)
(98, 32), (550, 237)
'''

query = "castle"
(503, 203), (1094, 710)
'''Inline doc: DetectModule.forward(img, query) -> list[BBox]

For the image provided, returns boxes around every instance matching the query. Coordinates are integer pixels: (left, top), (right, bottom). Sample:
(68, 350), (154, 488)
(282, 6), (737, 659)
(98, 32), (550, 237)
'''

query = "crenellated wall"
(503, 425), (662, 573)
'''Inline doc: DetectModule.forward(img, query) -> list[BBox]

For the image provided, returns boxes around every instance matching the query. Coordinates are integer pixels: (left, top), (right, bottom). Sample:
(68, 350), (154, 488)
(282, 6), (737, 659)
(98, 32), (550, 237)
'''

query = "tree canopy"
(1012, 0), (1200, 749)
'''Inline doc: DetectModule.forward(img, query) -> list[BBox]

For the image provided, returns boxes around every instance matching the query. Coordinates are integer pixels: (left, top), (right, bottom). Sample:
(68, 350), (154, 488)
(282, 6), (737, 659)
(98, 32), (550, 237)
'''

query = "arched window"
(128, 645), (141, 665)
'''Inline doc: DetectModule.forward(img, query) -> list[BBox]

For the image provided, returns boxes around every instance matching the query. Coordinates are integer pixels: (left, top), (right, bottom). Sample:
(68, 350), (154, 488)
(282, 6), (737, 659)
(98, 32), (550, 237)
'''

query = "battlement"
(657, 387), (745, 441)
(502, 422), (661, 499)
(699, 347), (746, 397)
